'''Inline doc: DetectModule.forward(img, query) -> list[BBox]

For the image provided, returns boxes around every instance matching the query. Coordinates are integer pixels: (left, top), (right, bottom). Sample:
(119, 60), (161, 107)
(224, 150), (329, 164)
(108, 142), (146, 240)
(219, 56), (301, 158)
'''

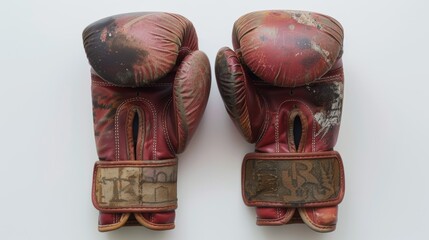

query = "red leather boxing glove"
(215, 10), (345, 232)
(83, 12), (211, 231)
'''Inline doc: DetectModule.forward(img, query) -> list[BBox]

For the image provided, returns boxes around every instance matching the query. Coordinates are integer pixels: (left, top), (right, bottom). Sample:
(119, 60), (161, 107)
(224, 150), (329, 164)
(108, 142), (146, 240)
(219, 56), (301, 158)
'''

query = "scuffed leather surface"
(83, 12), (198, 86)
(84, 12), (210, 231)
(232, 10), (343, 87)
(174, 51), (211, 153)
(216, 10), (344, 232)
(215, 48), (263, 142)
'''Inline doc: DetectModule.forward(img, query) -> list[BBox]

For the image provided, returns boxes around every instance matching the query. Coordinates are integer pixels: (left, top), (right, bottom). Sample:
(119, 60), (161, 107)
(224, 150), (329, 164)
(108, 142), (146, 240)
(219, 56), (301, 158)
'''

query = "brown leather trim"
(92, 159), (178, 212)
(134, 213), (175, 230)
(256, 208), (296, 226)
(242, 152), (344, 208)
(287, 109), (308, 152)
(298, 208), (336, 232)
(98, 213), (130, 232)
(126, 107), (145, 160)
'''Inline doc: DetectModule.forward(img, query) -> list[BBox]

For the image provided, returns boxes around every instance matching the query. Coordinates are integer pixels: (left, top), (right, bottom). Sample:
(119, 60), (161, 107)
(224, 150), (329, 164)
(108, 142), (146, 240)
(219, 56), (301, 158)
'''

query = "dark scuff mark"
(301, 53), (320, 68)
(296, 38), (311, 50)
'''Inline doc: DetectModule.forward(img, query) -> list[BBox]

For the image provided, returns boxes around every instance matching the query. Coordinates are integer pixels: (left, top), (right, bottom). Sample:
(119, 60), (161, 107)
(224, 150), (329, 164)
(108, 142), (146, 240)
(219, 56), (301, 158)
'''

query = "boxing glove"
(215, 10), (345, 232)
(83, 12), (211, 231)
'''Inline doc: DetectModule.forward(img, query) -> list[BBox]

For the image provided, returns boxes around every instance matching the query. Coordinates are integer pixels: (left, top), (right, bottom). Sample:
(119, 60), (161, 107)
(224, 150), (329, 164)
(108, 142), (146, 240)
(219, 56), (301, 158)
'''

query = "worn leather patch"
(92, 159), (178, 212)
(242, 152), (344, 207)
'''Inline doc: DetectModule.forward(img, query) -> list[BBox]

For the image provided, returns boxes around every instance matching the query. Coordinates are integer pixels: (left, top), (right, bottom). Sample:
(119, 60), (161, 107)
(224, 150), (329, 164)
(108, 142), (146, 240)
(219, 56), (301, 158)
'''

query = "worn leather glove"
(83, 12), (211, 231)
(215, 10), (345, 232)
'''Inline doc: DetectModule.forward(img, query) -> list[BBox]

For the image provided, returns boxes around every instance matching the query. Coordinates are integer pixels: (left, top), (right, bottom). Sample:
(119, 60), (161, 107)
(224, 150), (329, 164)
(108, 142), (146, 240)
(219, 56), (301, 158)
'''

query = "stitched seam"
(126, 107), (138, 159)
(255, 97), (269, 143)
(300, 209), (334, 230)
(115, 97), (157, 160)
(100, 222), (121, 227)
(275, 113), (279, 152)
(312, 117), (316, 152)
(277, 99), (316, 152)
(95, 159), (178, 168)
(134, 213), (175, 228)
(162, 98), (176, 154)
(258, 209), (292, 223)
(250, 199), (339, 205)
(97, 205), (177, 211)
(115, 116), (119, 160)
(99, 213), (127, 227)
(100, 222), (121, 228)
(282, 208), (294, 224)
(258, 218), (282, 223)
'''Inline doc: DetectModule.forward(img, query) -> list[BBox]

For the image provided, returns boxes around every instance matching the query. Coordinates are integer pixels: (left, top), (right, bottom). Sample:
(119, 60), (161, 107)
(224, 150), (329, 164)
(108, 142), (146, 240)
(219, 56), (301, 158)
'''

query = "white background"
(1, 0), (428, 239)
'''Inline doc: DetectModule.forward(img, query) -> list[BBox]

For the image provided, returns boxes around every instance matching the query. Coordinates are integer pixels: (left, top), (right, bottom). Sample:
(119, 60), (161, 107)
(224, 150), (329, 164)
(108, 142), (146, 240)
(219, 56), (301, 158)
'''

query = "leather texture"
(215, 10), (345, 232)
(83, 12), (211, 231)
(242, 152), (344, 208)
(92, 159), (178, 212)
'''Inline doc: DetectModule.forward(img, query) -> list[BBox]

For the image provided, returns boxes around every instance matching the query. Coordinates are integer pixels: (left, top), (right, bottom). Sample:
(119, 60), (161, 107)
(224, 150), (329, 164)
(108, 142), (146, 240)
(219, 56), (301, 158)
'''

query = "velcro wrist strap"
(92, 158), (178, 212)
(242, 151), (344, 208)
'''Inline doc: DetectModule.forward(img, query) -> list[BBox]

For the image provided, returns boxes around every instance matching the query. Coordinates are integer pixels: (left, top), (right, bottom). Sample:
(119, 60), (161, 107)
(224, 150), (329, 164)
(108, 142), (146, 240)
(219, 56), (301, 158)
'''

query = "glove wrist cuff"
(242, 151), (344, 208)
(92, 158), (178, 212)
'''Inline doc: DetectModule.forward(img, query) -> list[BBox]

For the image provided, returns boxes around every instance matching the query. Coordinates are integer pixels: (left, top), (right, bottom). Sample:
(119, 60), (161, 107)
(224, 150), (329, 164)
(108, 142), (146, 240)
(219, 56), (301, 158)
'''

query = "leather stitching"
(299, 208), (334, 231)
(275, 113), (279, 152)
(134, 213), (175, 230)
(98, 213), (130, 231)
(255, 97), (269, 143)
(162, 98), (176, 154)
(277, 99), (316, 152)
(114, 97), (157, 160)
(257, 208), (294, 224)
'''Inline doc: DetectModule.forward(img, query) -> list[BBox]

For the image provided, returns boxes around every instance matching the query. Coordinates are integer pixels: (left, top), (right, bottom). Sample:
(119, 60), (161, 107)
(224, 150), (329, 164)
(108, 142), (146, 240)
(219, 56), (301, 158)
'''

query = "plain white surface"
(1, 0), (428, 239)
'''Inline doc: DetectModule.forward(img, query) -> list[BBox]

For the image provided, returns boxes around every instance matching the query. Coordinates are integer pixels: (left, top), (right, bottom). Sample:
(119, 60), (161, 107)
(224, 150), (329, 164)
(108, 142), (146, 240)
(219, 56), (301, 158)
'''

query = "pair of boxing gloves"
(83, 10), (345, 232)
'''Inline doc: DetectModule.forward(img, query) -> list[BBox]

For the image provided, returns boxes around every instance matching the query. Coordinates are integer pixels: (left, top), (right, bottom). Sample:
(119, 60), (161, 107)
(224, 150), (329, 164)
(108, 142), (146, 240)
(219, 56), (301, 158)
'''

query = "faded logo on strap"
(244, 157), (342, 206)
(94, 164), (177, 208)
